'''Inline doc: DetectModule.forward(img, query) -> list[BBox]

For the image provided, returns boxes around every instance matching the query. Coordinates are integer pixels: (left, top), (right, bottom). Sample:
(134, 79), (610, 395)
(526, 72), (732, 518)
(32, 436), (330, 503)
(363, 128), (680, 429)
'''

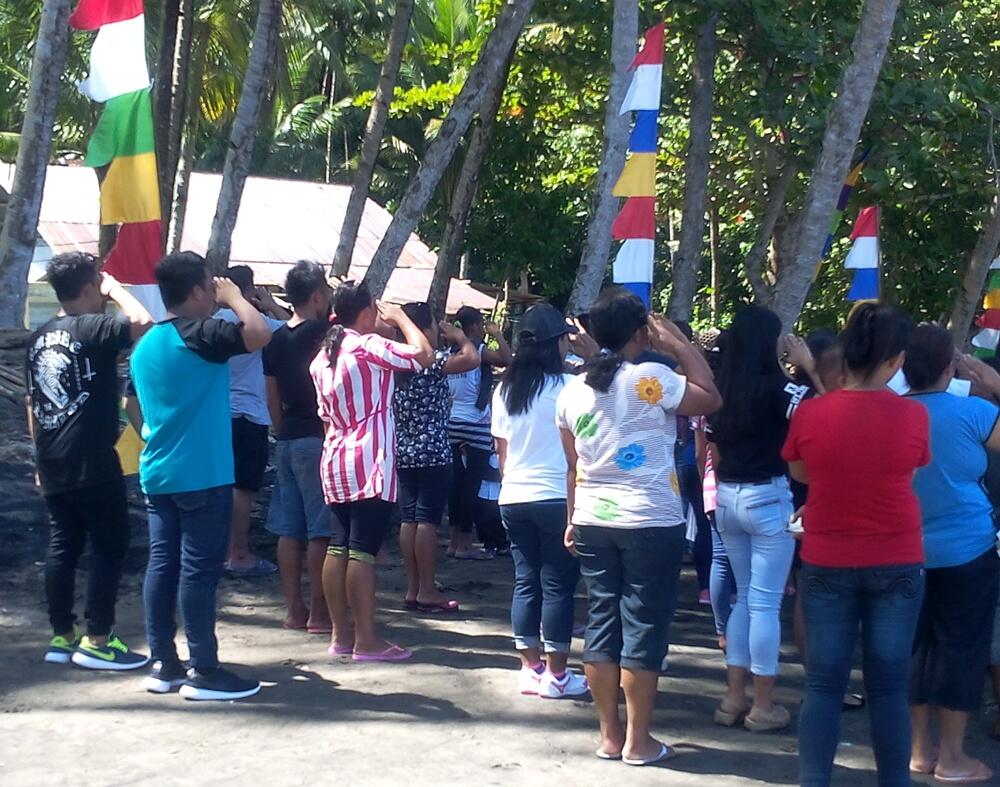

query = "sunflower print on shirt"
(635, 376), (664, 405)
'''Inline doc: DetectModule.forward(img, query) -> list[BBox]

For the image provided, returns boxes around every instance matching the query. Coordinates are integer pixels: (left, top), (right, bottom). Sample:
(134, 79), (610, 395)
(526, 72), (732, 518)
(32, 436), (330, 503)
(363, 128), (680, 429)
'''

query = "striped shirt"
(310, 329), (423, 503)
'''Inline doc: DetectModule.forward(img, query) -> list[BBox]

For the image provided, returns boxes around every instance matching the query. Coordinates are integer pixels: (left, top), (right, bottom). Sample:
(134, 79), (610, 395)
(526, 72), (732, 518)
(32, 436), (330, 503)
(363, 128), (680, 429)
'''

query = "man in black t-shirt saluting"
(26, 252), (153, 670)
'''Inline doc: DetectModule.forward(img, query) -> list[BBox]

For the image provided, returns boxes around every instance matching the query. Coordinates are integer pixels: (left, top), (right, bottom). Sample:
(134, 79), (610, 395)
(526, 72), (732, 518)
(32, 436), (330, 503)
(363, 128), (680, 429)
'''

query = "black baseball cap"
(517, 304), (578, 345)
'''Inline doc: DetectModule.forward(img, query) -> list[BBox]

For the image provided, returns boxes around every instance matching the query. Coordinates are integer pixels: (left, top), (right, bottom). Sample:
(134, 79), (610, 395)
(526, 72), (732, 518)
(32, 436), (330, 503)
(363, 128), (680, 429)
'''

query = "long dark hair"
(502, 337), (564, 415)
(395, 302), (433, 387)
(712, 306), (783, 436)
(583, 288), (647, 393)
(842, 302), (914, 381)
(324, 281), (373, 366)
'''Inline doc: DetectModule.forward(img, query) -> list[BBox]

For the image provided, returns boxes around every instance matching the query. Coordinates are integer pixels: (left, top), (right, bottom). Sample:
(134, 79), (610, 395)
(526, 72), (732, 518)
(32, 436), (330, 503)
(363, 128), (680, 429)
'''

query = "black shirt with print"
(26, 314), (132, 495)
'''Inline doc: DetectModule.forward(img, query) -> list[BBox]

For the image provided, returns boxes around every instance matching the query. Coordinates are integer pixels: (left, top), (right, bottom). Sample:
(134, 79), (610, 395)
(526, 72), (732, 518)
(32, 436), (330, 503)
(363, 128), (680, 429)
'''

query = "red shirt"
(781, 389), (930, 568)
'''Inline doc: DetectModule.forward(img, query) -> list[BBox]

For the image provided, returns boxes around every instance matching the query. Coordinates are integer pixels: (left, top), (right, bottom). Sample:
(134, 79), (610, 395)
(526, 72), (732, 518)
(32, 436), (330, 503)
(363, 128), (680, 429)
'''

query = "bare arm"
(483, 320), (513, 367)
(214, 277), (271, 352)
(125, 395), (144, 433)
(101, 274), (152, 341)
(253, 286), (292, 320)
(647, 315), (722, 416)
(265, 376), (283, 436)
(788, 459), (808, 484)
(560, 427), (579, 556)
(378, 302), (434, 368)
(440, 322), (480, 374)
(495, 437), (508, 478)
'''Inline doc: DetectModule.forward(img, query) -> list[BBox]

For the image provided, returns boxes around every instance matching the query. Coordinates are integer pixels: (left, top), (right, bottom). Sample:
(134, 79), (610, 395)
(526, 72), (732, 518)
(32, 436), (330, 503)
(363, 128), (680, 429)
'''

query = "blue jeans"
(709, 513), (736, 637)
(144, 485), (233, 672)
(715, 477), (795, 676)
(575, 524), (685, 671)
(679, 462), (712, 591)
(265, 437), (332, 541)
(799, 562), (925, 787)
(501, 500), (579, 653)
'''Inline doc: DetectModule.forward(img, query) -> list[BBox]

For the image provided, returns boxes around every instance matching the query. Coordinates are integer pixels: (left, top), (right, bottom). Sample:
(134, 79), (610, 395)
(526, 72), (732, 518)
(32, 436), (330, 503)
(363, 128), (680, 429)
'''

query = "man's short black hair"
(284, 260), (328, 307)
(47, 252), (99, 302)
(455, 305), (483, 332)
(156, 252), (208, 309)
(226, 264), (254, 293)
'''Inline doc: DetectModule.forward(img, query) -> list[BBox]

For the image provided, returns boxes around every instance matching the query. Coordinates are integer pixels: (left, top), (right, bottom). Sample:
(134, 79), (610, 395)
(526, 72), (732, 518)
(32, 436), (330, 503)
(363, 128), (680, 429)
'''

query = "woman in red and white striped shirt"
(310, 282), (433, 662)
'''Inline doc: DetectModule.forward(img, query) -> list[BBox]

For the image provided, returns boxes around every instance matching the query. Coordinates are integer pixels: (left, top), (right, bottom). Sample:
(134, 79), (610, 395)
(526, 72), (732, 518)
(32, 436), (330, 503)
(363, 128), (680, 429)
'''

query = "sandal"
(933, 762), (993, 784)
(744, 704), (791, 732)
(454, 548), (494, 561)
(416, 599), (460, 613)
(623, 743), (675, 767)
(842, 693), (865, 711)
(714, 701), (749, 727)
(352, 644), (412, 663)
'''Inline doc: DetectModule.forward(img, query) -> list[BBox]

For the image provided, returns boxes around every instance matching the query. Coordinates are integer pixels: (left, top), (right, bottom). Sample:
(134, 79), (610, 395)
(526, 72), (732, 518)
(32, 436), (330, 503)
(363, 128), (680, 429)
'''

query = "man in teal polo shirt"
(130, 252), (271, 701)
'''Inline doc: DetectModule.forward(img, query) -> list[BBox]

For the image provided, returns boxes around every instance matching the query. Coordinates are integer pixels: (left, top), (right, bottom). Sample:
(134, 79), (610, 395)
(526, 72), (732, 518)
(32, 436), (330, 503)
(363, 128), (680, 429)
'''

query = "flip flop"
(327, 644), (354, 656)
(622, 743), (675, 767)
(454, 549), (494, 561)
(416, 600), (460, 613)
(402, 599), (419, 610)
(933, 763), (993, 784)
(282, 621), (307, 631)
(307, 625), (333, 635)
(595, 749), (622, 761)
(226, 558), (278, 577)
(842, 693), (865, 711)
(352, 644), (412, 663)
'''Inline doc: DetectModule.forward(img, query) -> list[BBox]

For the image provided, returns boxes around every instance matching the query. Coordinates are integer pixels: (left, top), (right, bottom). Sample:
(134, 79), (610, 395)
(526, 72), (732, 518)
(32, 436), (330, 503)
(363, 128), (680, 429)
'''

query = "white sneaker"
(518, 666), (543, 695)
(539, 668), (589, 699)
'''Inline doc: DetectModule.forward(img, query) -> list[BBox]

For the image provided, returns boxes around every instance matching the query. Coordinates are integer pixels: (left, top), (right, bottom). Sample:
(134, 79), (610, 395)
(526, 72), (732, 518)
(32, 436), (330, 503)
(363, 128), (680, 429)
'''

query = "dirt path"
(1, 397), (998, 784)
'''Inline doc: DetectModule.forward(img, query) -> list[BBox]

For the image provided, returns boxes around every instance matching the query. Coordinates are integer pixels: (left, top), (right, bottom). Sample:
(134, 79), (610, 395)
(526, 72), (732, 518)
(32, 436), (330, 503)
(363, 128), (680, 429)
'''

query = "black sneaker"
(143, 660), (188, 694)
(179, 667), (261, 701)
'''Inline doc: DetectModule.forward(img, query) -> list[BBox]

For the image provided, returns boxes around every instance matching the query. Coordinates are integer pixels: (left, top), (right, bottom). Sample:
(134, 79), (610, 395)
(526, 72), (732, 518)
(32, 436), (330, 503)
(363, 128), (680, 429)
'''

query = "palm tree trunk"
(205, 0), (283, 273)
(948, 194), (1000, 348)
(743, 161), (797, 306)
(167, 23), (207, 253)
(154, 0), (181, 221)
(563, 0), (638, 316)
(165, 0), (194, 190)
(427, 52), (512, 320)
(667, 12), (717, 321)
(0, 0), (72, 329)
(771, 0), (902, 329)
(331, 0), (415, 277)
(362, 0), (535, 298)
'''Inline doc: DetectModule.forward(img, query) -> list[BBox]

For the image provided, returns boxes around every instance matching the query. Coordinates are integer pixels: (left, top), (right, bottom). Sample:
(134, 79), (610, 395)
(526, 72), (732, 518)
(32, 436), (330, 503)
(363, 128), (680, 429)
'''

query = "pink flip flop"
(327, 644), (354, 656)
(416, 599), (460, 614)
(352, 644), (412, 663)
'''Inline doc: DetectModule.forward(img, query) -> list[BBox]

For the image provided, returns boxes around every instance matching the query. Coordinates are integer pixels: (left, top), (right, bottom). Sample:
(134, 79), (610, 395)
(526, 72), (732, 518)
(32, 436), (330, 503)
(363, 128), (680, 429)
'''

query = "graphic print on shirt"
(783, 381), (809, 419)
(28, 330), (95, 431)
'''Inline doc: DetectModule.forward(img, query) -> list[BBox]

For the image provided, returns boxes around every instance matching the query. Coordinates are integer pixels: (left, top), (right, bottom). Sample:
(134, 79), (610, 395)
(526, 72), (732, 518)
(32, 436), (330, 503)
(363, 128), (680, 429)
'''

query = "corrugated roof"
(0, 164), (495, 313)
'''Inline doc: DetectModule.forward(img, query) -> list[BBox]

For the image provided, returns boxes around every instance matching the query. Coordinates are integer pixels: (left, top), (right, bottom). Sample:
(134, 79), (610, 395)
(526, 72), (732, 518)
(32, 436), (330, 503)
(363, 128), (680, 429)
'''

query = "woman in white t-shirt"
(557, 288), (721, 765)
(493, 304), (593, 700)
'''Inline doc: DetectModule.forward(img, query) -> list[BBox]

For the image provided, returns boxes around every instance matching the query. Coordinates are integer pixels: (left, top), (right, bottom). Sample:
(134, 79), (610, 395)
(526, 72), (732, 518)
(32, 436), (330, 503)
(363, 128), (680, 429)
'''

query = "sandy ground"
(1, 373), (999, 785)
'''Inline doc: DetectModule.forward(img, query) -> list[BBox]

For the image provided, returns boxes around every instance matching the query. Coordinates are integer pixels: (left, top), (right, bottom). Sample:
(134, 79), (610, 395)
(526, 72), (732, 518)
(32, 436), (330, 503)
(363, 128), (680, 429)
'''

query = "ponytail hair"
(323, 281), (373, 366)
(841, 302), (913, 381)
(582, 287), (647, 393)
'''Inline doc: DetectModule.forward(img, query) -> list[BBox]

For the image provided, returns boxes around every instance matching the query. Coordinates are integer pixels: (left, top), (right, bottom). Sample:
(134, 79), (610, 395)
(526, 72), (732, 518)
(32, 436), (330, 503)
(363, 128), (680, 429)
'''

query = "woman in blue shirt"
(905, 324), (1000, 785)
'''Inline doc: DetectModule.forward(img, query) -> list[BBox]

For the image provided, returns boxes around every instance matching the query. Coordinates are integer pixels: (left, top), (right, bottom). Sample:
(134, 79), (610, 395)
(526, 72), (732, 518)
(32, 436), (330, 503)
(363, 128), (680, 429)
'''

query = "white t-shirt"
(556, 362), (687, 529)
(492, 375), (571, 505)
(448, 343), (490, 424)
(215, 308), (285, 425)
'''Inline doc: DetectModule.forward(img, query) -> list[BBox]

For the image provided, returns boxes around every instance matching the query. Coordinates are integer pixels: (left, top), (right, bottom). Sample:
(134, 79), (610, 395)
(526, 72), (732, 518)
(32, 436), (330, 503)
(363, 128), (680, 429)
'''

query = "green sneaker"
(45, 631), (80, 664)
(71, 634), (150, 671)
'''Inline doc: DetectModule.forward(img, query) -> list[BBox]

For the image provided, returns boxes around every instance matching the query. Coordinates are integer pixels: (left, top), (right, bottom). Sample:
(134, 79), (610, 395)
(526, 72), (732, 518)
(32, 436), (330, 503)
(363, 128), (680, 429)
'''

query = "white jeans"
(715, 476), (795, 676)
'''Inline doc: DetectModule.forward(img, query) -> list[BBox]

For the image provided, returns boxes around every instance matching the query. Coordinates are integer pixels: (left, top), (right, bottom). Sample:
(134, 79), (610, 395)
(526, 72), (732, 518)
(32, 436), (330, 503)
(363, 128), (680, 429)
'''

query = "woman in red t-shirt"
(782, 303), (929, 787)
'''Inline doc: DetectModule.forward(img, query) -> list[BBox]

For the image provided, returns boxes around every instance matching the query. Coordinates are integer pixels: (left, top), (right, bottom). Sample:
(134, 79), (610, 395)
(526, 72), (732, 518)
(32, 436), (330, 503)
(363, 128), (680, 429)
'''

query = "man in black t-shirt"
(25, 253), (152, 670)
(261, 261), (333, 631)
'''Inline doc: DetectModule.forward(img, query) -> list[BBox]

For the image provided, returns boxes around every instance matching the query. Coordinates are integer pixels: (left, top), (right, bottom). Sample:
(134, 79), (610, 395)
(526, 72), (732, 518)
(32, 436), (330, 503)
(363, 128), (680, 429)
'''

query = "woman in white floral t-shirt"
(557, 287), (721, 765)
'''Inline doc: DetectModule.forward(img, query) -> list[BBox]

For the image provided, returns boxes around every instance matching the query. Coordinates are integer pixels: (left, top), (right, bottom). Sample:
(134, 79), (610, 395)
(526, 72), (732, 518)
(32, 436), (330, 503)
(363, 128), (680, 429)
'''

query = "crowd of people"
(23, 249), (1000, 783)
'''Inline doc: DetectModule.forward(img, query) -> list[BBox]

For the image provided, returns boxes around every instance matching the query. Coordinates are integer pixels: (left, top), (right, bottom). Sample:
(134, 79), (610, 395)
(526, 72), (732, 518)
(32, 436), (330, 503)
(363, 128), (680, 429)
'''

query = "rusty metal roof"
(0, 164), (495, 313)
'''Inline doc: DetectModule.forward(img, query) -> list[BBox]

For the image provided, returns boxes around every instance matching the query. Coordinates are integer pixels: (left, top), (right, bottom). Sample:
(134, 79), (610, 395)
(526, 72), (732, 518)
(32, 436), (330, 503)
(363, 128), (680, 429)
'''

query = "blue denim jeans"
(679, 462), (712, 592)
(501, 500), (579, 653)
(798, 562), (925, 787)
(715, 477), (795, 676)
(144, 485), (233, 672)
(708, 513), (736, 637)
(574, 524), (685, 671)
(265, 437), (332, 541)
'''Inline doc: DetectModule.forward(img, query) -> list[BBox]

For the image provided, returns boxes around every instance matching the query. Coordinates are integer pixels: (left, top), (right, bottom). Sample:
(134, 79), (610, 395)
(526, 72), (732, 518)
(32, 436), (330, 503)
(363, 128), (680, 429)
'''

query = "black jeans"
(45, 477), (130, 637)
(448, 443), (491, 535)
(910, 548), (1000, 712)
